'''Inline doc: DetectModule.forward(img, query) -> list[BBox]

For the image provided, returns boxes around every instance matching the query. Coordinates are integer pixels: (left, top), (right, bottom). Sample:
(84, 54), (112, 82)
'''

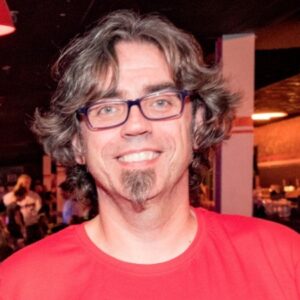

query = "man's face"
(75, 41), (194, 208)
(60, 189), (72, 200)
(19, 177), (31, 190)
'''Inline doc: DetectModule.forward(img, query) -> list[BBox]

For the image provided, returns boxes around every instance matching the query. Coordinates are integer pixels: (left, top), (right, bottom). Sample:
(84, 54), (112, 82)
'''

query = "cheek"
(179, 104), (193, 147)
(83, 135), (117, 187)
(179, 124), (193, 161)
(165, 120), (193, 165)
(86, 135), (108, 160)
(178, 111), (194, 163)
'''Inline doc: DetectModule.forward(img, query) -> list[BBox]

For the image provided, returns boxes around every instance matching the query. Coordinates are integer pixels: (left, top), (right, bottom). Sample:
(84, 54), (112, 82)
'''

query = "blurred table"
(254, 197), (300, 233)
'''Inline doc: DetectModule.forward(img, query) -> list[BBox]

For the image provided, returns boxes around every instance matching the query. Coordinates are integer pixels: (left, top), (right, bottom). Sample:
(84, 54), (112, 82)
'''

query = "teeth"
(119, 151), (159, 162)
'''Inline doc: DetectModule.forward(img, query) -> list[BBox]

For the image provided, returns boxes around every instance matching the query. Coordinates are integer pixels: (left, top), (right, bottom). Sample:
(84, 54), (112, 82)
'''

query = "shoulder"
(63, 199), (73, 209)
(196, 208), (300, 253)
(0, 224), (81, 275)
(3, 191), (14, 206)
(0, 224), (89, 297)
(196, 207), (298, 233)
(3, 191), (12, 199)
(28, 190), (41, 201)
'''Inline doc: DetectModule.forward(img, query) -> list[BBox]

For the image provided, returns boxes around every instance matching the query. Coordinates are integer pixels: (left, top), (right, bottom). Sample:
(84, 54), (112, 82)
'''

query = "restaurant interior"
(0, 0), (300, 258)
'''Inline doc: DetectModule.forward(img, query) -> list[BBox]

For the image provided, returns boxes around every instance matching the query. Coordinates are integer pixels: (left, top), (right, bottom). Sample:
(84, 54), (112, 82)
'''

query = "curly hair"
(32, 10), (239, 197)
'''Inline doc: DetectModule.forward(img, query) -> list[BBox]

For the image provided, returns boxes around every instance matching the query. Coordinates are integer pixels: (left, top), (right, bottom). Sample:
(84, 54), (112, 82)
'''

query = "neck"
(85, 186), (198, 264)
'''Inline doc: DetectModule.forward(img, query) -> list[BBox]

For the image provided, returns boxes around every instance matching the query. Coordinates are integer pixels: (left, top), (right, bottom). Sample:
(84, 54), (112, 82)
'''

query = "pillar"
(56, 164), (66, 216)
(214, 33), (255, 216)
(42, 155), (52, 191)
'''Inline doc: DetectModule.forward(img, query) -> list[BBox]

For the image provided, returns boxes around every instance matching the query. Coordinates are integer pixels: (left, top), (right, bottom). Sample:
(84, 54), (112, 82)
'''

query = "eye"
(90, 102), (123, 118)
(141, 92), (181, 116)
(97, 105), (118, 115)
(150, 95), (177, 112)
(153, 98), (170, 109)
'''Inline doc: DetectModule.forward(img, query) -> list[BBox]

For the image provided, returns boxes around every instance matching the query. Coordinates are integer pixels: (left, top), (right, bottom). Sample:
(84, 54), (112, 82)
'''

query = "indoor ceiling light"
(0, 0), (15, 36)
(251, 112), (288, 121)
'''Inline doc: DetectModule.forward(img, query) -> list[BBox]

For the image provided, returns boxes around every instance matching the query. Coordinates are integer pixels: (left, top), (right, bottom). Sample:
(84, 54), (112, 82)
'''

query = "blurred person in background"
(0, 184), (7, 215)
(3, 174), (44, 245)
(59, 180), (86, 225)
(0, 219), (13, 262)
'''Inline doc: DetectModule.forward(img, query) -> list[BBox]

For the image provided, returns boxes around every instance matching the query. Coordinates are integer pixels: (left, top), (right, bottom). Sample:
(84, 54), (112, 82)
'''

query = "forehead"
(115, 41), (168, 69)
(80, 40), (175, 105)
(18, 176), (31, 184)
(103, 41), (173, 95)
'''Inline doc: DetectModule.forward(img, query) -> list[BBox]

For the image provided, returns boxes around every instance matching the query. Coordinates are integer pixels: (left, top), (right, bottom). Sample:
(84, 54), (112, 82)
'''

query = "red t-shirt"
(1, 208), (300, 299)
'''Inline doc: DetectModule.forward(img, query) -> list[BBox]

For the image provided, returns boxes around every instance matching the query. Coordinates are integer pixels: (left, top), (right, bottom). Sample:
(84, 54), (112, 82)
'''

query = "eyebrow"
(143, 82), (177, 94)
(104, 82), (177, 99)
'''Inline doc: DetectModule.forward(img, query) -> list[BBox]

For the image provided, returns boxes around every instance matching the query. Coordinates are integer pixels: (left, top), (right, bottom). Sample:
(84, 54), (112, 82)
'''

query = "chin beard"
(121, 169), (155, 210)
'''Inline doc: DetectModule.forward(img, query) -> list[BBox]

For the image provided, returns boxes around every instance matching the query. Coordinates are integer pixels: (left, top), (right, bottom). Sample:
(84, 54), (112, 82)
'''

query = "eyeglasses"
(76, 89), (189, 130)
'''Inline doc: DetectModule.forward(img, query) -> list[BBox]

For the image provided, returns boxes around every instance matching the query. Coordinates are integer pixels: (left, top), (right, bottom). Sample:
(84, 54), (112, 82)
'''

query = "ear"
(72, 134), (86, 165)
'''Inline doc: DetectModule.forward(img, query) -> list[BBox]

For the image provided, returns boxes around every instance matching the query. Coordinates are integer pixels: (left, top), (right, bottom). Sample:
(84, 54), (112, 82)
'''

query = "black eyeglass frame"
(76, 89), (190, 130)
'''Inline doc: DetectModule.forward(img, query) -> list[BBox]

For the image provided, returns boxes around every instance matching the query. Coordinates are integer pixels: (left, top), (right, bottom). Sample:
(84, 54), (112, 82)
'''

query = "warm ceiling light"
(0, 0), (15, 36)
(251, 112), (288, 121)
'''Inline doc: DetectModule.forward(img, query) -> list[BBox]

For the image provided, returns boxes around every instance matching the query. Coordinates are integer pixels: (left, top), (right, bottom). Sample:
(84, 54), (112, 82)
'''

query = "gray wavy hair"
(32, 10), (239, 200)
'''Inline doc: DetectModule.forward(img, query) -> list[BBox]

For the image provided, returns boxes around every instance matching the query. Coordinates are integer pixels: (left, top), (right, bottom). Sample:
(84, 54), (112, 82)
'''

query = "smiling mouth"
(118, 151), (160, 163)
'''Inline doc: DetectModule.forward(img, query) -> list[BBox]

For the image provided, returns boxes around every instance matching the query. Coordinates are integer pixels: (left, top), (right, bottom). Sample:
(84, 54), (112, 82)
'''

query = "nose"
(120, 105), (152, 138)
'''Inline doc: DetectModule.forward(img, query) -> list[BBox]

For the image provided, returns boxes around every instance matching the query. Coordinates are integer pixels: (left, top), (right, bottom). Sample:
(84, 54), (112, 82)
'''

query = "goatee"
(121, 169), (155, 210)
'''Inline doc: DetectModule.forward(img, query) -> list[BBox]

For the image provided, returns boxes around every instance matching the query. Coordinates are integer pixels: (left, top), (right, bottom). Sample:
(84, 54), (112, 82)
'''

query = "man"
(3, 174), (43, 245)
(60, 180), (86, 224)
(0, 10), (299, 299)
(3, 174), (41, 212)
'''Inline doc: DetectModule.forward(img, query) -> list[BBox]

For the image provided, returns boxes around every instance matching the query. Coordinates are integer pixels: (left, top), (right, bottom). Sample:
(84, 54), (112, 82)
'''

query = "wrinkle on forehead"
(88, 40), (176, 102)
(115, 41), (174, 97)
